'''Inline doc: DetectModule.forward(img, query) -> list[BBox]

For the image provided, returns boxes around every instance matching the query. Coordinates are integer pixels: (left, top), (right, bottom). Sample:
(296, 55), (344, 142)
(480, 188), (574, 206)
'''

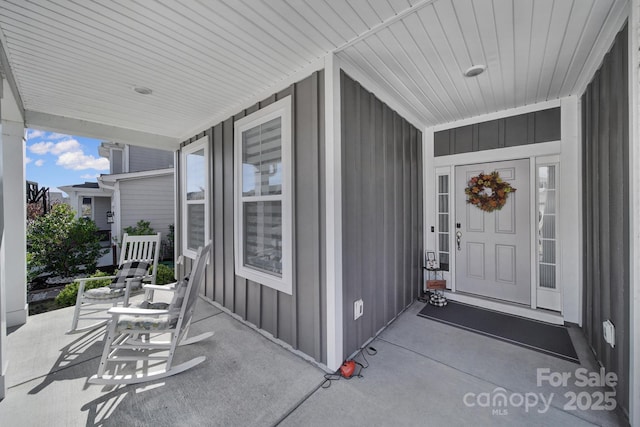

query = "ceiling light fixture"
(464, 65), (486, 77)
(133, 86), (153, 95)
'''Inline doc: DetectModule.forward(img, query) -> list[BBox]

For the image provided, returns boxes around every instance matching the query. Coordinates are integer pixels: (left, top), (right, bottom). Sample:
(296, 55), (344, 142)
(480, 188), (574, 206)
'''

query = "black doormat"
(418, 301), (579, 363)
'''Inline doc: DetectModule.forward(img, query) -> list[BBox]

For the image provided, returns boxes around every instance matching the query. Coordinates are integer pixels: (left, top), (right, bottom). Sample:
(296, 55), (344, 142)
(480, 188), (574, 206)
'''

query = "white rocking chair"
(67, 232), (161, 334)
(89, 243), (213, 385)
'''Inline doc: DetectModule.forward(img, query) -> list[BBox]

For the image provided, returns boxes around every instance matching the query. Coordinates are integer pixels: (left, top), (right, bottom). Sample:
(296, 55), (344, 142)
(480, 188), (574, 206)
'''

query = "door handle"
(456, 231), (462, 251)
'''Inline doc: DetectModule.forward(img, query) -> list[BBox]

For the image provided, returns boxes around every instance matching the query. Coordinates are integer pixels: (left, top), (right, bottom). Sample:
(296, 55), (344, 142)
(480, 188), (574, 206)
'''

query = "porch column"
(0, 118), (26, 328)
(324, 53), (343, 371)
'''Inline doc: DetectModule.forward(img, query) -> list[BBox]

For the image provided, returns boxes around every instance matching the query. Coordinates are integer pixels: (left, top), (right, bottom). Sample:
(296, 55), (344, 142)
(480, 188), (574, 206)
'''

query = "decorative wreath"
(465, 171), (516, 212)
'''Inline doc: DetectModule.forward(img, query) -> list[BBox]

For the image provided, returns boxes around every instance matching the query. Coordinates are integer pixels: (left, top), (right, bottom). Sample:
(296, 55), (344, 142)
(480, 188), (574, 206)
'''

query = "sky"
(24, 129), (109, 196)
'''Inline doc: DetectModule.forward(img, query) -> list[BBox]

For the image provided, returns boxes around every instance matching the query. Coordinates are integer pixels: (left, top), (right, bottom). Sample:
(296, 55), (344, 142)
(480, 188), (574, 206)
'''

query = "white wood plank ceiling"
(0, 0), (628, 143)
(339, 0), (628, 126)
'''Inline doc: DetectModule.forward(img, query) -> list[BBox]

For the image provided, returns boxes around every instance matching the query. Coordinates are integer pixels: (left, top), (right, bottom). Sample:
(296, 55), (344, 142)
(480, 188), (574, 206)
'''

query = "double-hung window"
(181, 136), (209, 259)
(234, 97), (292, 294)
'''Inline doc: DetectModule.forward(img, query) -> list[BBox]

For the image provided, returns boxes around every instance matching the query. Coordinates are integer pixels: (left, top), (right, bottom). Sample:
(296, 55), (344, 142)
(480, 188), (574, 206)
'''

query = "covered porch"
(0, 297), (627, 426)
(1, 1), (639, 425)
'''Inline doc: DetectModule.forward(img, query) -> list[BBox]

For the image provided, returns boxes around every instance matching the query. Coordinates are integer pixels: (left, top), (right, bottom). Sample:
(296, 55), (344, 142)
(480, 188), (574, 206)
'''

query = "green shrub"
(155, 263), (175, 285)
(55, 270), (113, 307)
(26, 252), (38, 283)
(124, 220), (154, 236)
(27, 204), (104, 277)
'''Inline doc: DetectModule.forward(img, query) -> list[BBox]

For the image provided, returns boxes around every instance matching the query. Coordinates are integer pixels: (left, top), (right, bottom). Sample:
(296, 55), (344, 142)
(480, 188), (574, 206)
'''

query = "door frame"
(423, 98), (582, 325)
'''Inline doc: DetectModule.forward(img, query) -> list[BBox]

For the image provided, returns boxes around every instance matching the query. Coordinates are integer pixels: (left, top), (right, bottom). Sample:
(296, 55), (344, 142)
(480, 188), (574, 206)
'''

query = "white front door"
(455, 159), (531, 305)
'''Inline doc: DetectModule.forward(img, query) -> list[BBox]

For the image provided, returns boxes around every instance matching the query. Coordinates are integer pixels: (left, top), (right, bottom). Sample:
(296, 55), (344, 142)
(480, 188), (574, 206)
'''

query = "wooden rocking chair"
(67, 232), (161, 334)
(89, 243), (212, 385)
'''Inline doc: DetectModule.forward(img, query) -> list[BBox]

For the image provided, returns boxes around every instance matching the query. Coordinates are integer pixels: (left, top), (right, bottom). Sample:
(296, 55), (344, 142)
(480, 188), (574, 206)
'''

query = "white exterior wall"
(118, 173), (174, 244)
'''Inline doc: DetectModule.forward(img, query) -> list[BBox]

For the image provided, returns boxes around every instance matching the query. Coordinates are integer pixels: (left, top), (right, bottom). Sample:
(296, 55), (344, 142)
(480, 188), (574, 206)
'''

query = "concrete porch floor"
(0, 298), (628, 426)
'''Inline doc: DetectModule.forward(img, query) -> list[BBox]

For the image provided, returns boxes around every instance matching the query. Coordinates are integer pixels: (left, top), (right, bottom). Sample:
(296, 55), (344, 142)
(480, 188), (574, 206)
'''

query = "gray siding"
(93, 196), (111, 230)
(581, 24), (629, 415)
(341, 72), (423, 358)
(128, 145), (174, 172)
(434, 107), (560, 156)
(111, 149), (123, 174)
(119, 173), (175, 242)
(179, 71), (326, 364)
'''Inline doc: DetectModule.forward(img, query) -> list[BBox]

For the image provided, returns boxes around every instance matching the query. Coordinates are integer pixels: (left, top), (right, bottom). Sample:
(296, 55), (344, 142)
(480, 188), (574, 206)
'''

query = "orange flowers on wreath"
(464, 171), (516, 212)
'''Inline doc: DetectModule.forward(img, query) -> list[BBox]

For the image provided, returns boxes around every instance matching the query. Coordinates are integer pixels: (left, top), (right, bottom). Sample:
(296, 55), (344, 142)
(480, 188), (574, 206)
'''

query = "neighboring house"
(47, 191), (68, 207)
(0, 2), (638, 422)
(57, 182), (113, 266)
(60, 143), (175, 266)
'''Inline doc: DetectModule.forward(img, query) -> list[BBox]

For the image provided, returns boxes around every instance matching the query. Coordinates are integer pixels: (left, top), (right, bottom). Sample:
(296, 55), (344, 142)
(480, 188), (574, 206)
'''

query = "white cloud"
(48, 133), (69, 140)
(80, 173), (100, 179)
(28, 141), (53, 155)
(57, 151), (109, 171)
(25, 129), (45, 140)
(50, 139), (81, 155)
(27, 136), (108, 171)
(28, 138), (82, 156)
(25, 156), (32, 165)
(34, 159), (45, 167)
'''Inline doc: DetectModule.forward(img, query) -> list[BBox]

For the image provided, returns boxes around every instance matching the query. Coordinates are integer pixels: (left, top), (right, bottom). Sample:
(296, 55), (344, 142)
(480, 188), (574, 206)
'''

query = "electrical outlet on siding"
(354, 299), (364, 320)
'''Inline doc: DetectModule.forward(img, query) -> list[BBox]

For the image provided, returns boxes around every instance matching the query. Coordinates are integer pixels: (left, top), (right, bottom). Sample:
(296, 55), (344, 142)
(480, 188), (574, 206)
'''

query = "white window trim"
(234, 96), (293, 295)
(181, 136), (209, 260)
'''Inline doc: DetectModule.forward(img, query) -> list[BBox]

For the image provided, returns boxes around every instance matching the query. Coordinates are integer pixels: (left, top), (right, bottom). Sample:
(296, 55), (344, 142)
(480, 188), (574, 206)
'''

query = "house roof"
(69, 182), (100, 189)
(0, 0), (627, 149)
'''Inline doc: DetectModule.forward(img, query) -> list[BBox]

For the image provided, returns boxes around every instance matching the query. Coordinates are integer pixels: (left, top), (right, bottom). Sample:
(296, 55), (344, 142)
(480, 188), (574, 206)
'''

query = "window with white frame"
(436, 171), (450, 271)
(81, 197), (93, 219)
(234, 96), (292, 294)
(537, 164), (558, 289)
(181, 137), (209, 259)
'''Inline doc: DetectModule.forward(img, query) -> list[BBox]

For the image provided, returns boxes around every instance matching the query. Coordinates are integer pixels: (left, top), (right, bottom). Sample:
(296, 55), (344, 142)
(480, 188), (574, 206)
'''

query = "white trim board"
(432, 99), (561, 132)
(25, 111), (178, 151)
(573, 3), (630, 97)
(0, 37), (25, 120)
(433, 141), (562, 168)
(99, 167), (174, 183)
(324, 54), (344, 372)
(442, 292), (565, 325)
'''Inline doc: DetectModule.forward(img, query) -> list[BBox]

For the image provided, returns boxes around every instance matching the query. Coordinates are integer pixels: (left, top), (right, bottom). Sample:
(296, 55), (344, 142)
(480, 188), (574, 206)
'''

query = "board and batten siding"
(118, 173), (175, 242)
(433, 107), (561, 156)
(341, 72), (423, 358)
(581, 24), (629, 415)
(178, 71), (326, 364)
(128, 145), (174, 173)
